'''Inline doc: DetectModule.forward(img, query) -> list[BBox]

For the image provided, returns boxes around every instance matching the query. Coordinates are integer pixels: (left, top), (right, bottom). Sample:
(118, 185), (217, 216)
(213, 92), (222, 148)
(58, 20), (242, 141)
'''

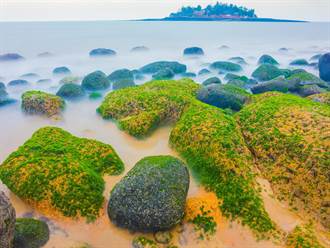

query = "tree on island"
(169, 2), (257, 19)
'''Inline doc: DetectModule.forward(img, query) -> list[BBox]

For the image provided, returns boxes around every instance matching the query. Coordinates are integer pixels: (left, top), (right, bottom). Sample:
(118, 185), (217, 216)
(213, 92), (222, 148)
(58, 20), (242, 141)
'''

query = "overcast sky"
(1, 0), (330, 22)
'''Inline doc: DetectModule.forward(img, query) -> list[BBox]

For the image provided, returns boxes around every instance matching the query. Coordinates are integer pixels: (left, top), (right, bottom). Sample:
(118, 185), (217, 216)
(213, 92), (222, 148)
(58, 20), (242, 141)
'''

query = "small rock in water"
(0, 53), (24, 62)
(183, 46), (204, 56)
(89, 48), (116, 57)
(53, 66), (71, 75)
(131, 46), (149, 52)
(154, 231), (172, 244)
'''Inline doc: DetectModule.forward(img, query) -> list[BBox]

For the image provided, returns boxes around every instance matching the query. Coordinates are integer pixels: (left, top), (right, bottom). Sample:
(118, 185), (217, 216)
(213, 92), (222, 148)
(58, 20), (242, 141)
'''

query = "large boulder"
(13, 218), (49, 248)
(139, 61), (187, 74)
(8, 80), (29, 87)
(81, 71), (110, 91)
(52, 66), (71, 76)
(112, 79), (136, 90)
(286, 71), (329, 88)
(252, 64), (290, 81)
(21, 90), (65, 116)
(0, 127), (124, 220)
(197, 84), (250, 111)
(183, 47), (204, 56)
(210, 61), (242, 72)
(290, 59), (309, 66)
(152, 68), (175, 80)
(108, 155), (189, 232)
(89, 48), (116, 57)
(297, 84), (326, 97)
(319, 53), (330, 82)
(0, 192), (16, 248)
(202, 77), (221, 86)
(56, 83), (85, 100)
(251, 76), (295, 94)
(258, 54), (279, 65)
(108, 69), (134, 82)
(224, 73), (249, 82)
(0, 53), (24, 62)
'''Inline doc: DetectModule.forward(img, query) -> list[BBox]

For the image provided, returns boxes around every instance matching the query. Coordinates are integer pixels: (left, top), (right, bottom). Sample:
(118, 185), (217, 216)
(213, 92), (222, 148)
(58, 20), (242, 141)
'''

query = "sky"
(1, 0), (330, 22)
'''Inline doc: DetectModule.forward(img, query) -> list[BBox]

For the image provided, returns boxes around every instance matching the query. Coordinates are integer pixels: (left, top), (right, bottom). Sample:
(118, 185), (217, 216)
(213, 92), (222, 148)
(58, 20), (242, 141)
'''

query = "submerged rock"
(130, 46), (149, 53)
(13, 218), (50, 248)
(209, 61), (242, 72)
(81, 71), (110, 91)
(197, 84), (250, 111)
(56, 83), (85, 100)
(252, 64), (290, 81)
(37, 79), (52, 84)
(52, 66), (71, 76)
(152, 68), (175, 80)
(8, 79), (29, 87)
(258, 54), (279, 65)
(0, 127), (124, 220)
(139, 61), (187, 74)
(228, 56), (247, 65)
(310, 54), (322, 61)
(108, 155), (189, 232)
(202, 77), (221, 86)
(0, 88), (16, 107)
(0, 53), (24, 62)
(37, 52), (53, 58)
(89, 48), (116, 57)
(59, 76), (80, 84)
(183, 47), (204, 56)
(20, 73), (39, 80)
(112, 79), (136, 90)
(180, 72), (196, 78)
(108, 69), (134, 82)
(319, 53), (330, 82)
(290, 59), (309, 66)
(21, 90), (65, 116)
(198, 68), (211, 75)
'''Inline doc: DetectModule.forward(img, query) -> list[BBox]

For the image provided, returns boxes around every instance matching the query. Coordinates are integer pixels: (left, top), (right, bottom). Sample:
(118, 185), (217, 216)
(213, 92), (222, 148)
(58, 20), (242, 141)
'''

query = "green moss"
(132, 236), (158, 248)
(286, 224), (324, 248)
(307, 91), (330, 105)
(22, 90), (65, 116)
(14, 218), (50, 248)
(89, 92), (103, 100)
(210, 61), (242, 72)
(236, 92), (330, 229)
(0, 127), (124, 220)
(189, 206), (217, 238)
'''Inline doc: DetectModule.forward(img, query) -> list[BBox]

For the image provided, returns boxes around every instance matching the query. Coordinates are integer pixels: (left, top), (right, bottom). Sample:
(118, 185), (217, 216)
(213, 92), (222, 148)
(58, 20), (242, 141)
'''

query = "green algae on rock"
(56, 83), (85, 100)
(132, 236), (158, 248)
(97, 79), (200, 137)
(14, 218), (50, 248)
(252, 64), (291, 82)
(210, 61), (242, 72)
(21, 90), (65, 116)
(139, 61), (187, 74)
(202, 76), (222, 86)
(0, 127), (124, 220)
(108, 156), (189, 232)
(236, 92), (330, 229)
(81, 70), (110, 91)
(285, 224), (325, 248)
(307, 91), (330, 105)
(258, 54), (279, 65)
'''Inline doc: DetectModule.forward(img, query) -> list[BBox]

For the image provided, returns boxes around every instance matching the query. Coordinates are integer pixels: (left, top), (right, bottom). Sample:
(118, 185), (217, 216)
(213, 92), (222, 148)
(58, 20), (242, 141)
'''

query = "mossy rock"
(0, 82), (5, 90)
(89, 92), (103, 100)
(236, 92), (330, 229)
(0, 88), (16, 107)
(89, 48), (116, 57)
(13, 218), (50, 248)
(139, 61), (186, 74)
(210, 61), (242, 72)
(251, 76), (295, 94)
(21, 91), (65, 116)
(307, 92), (330, 105)
(287, 71), (329, 88)
(198, 68), (211, 75)
(319, 53), (330, 82)
(180, 72), (196, 78)
(59, 76), (81, 84)
(81, 71), (110, 91)
(132, 236), (157, 248)
(183, 47), (204, 56)
(224, 73), (249, 82)
(252, 64), (290, 81)
(286, 224), (325, 248)
(108, 156), (189, 232)
(197, 84), (250, 111)
(228, 57), (247, 65)
(227, 79), (257, 89)
(107, 69), (134, 82)
(112, 78), (136, 90)
(297, 84), (326, 97)
(97, 79), (200, 137)
(258, 54), (279, 65)
(152, 68), (175, 80)
(0, 127), (124, 220)
(56, 83), (85, 100)
(202, 77), (221, 86)
(289, 59), (309, 66)
(52, 67), (71, 75)
(8, 80), (29, 87)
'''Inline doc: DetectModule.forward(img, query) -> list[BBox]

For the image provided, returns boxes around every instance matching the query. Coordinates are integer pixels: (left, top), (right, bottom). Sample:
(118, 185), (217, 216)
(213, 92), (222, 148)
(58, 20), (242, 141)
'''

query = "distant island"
(140, 2), (304, 22)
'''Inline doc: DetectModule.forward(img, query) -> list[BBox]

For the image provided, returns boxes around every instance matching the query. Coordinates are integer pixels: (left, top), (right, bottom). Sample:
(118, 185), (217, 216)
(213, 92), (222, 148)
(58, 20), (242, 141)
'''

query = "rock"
(89, 48), (116, 57)
(227, 79), (257, 89)
(112, 79), (136, 90)
(202, 77), (221, 86)
(251, 76), (295, 94)
(20, 73), (39, 80)
(224, 73), (249, 82)
(197, 84), (250, 111)
(37, 79), (52, 84)
(0, 127), (124, 220)
(0, 53), (24, 62)
(310, 54), (322, 61)
(180, 72), (196, 78)
(252, 64), (290, 81)
(319, 53), (330, 82)
(0, 191), (16, 248)
(56, 83), (85, 100)
(198, 68), (211, 75)
(286, 71), (328, 88)
(81, 71), (110, 91)
(297, 84), (326, 97)
(8, 79), (29, 87)
(290, 59), (309, 66)
(183, 47), (204, 56)
(307, 92), (330, 105)
(37, 52), (53, 58)
(13, 218), (49, 248)
(89, 92), (103, 100)
(152, 68), (175, 80)
(21, 90), (65, 116)
(132, 236), (157, 248)
(53, 66), (71, 76)
(0, 82), (5, 90)
(131, 46), (149, 53)
(279, 48), (289, 52)
(108, 155), (189, 232)
(154, 231), (172, 244)
(59, 76), (80, 84)
(209, 61), (242, 72)
(140, 61), (187, 74)
(0, 88), (16, 107)
(108, 69), (134, 82)
(228, 57), (247, 65)
(218, 45), (229, 49)
(258, 54), (279, 65)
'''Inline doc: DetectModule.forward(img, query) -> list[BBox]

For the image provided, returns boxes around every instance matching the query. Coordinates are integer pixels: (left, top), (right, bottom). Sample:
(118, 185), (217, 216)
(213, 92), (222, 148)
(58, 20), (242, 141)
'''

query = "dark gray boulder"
(108, 155), (189, 232)
(89, 48), (116, 57)
(81, 70), (110, 91)
(298, 84), (326, 97)
(183, 47), (204, 56)
(319, 53), (330, 82)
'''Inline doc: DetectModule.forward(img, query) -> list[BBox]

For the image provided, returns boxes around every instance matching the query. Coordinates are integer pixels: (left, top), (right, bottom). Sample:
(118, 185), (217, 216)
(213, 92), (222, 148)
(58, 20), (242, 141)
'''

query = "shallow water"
(0, 21), (330, 247)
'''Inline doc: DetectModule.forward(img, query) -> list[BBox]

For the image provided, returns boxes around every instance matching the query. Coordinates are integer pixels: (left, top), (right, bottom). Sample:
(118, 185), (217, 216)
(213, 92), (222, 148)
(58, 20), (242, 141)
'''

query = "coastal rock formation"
(21, 91), (65, 116)
(289, 59), (309, 66)
(108, 156), (189, 232)
(0, 191), (16, 248)
(89, 48), (116, 57)
(197, 84), (250, 111)
(0, 53), (24, 62)
(152, 68), (175, 80)
(8, 79), (29, 87)
(0, 127), (124, 220)
(228, 56), (247, 65)
(52, 66), (71, 76)
(0, 87), (16, 107)
(14, 218), (50, 248)
(183, 47), (204, 56)
(139, 61), (187, 74)
(258, 55), (279, 65)
(112, 79), (136, 90)
(202, 77), (222, 86)
(252, 64), (290, 81)
(81, 71), (110, 91)
(108, 69), (134, 83)
(198, 68), (211, 75)
(319, 53), (330, 82)
(209, 61), (242, 72)
(56, 83), (85, 100)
